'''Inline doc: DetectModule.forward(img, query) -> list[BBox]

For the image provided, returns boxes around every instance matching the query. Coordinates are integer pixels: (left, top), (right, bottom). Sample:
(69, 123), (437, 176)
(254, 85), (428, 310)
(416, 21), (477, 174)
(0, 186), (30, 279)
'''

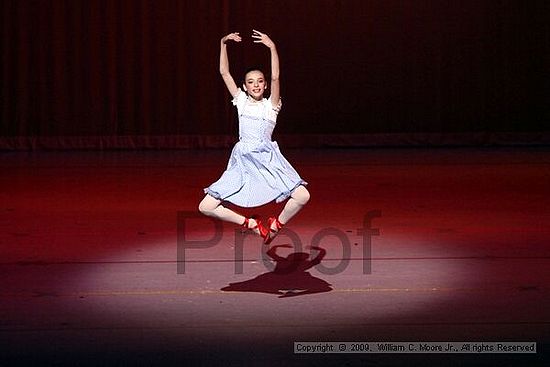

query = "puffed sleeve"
(268, 96), (282, 114)
(264, 96), (282, 123)
(231, 88), (247, 112)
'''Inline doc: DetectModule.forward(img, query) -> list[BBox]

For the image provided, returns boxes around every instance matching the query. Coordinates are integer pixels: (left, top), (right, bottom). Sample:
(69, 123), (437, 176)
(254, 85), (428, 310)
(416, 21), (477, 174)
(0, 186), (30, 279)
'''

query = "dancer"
(198, 29), (309, 244)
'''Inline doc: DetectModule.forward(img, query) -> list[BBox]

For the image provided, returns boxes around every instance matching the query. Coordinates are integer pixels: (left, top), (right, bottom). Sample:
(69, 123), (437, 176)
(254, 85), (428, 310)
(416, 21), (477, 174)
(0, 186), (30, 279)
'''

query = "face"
(243, 70), (267, 100)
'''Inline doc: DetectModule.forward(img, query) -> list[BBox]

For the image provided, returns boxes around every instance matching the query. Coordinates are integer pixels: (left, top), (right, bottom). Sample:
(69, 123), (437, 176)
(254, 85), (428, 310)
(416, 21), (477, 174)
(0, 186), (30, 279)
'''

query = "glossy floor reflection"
(1, 147), (549, 366)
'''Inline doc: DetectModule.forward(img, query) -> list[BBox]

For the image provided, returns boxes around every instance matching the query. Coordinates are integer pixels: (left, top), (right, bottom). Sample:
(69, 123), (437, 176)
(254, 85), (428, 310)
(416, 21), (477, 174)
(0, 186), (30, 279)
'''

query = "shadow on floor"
(221, 245), (332, 298)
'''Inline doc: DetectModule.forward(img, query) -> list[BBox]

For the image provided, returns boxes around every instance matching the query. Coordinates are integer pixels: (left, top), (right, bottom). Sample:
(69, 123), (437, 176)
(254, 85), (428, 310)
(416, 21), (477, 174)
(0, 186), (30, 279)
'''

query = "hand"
(252, 29), (275, 48)
(221, 32), (242, 44)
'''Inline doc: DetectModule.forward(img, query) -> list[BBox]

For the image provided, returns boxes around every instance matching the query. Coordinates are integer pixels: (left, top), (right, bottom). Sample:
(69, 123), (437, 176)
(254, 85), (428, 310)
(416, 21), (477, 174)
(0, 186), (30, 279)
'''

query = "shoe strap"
(270, 217), (283, 232)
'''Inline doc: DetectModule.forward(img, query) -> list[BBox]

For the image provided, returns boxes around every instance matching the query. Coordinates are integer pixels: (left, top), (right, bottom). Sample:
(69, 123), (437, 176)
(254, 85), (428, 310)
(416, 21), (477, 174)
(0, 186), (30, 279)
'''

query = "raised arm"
(267, 244), (292, 262)
(252, 29), (280, 108)
(307, 246), (327, 267)
(220, 32), (241, 98)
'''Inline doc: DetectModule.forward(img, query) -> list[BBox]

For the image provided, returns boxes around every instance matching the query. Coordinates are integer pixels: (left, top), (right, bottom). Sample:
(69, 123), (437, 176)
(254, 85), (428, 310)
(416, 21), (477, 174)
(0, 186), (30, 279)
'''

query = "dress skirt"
(204, 139), (307, 208)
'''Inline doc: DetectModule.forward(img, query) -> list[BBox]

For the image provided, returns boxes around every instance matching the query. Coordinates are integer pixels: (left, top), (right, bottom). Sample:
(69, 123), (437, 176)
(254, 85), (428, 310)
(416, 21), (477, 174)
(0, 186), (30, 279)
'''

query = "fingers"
(252, 29), (266, 40)
(222, 32), (241, 43)
(251, 29), (272, 46)
(224, 29), (271, 44)
(230, 32), (242, 41)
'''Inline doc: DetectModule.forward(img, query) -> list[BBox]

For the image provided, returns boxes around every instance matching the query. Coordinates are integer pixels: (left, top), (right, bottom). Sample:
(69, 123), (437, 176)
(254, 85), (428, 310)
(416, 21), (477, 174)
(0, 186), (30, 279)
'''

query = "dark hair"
(242, 67), (266, 85)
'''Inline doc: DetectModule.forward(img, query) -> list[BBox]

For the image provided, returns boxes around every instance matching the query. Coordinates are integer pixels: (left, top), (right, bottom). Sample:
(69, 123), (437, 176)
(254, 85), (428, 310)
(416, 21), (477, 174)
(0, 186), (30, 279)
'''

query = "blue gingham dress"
(204, 89), (307, 207)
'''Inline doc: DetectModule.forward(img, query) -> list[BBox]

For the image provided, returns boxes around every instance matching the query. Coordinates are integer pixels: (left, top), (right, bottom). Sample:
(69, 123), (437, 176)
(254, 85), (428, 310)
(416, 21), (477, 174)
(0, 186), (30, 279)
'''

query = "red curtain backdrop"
(1, 0), (548, 148)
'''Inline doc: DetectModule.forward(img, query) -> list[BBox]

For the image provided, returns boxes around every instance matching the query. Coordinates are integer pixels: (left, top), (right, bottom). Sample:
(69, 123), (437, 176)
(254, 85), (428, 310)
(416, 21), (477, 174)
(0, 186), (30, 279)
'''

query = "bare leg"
(198, 194), (260, 233)
(276, 185), (310, 227)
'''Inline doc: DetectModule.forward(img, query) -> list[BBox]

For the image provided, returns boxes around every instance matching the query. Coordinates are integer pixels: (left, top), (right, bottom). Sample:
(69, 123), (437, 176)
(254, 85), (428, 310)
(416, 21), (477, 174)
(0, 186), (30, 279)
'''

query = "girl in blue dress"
(199, 30), (310, 245)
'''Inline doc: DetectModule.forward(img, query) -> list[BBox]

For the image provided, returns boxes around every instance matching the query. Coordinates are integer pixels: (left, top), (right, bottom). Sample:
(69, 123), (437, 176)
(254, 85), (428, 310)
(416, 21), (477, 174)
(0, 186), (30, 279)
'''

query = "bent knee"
(301, 189), (311, 205)
(295, 186), (310, 205)
(198, 199), (215, 216)
(198, 202), (208, 215)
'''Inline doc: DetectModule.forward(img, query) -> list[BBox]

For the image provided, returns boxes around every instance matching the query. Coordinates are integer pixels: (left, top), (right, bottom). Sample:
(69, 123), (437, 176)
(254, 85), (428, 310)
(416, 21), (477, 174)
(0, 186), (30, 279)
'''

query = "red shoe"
(242, 217), (268, 239)
(264, 217), (284, 245)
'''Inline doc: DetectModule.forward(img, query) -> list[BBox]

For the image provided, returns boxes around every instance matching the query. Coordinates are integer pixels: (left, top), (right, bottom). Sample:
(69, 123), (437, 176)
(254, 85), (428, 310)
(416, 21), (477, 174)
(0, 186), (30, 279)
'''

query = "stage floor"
(1, 147), (549, 366)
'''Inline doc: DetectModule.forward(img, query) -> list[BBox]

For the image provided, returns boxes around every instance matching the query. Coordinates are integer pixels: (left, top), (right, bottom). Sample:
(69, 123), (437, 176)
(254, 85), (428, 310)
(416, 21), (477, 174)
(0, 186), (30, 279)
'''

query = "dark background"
(1, 0), (548, 147)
